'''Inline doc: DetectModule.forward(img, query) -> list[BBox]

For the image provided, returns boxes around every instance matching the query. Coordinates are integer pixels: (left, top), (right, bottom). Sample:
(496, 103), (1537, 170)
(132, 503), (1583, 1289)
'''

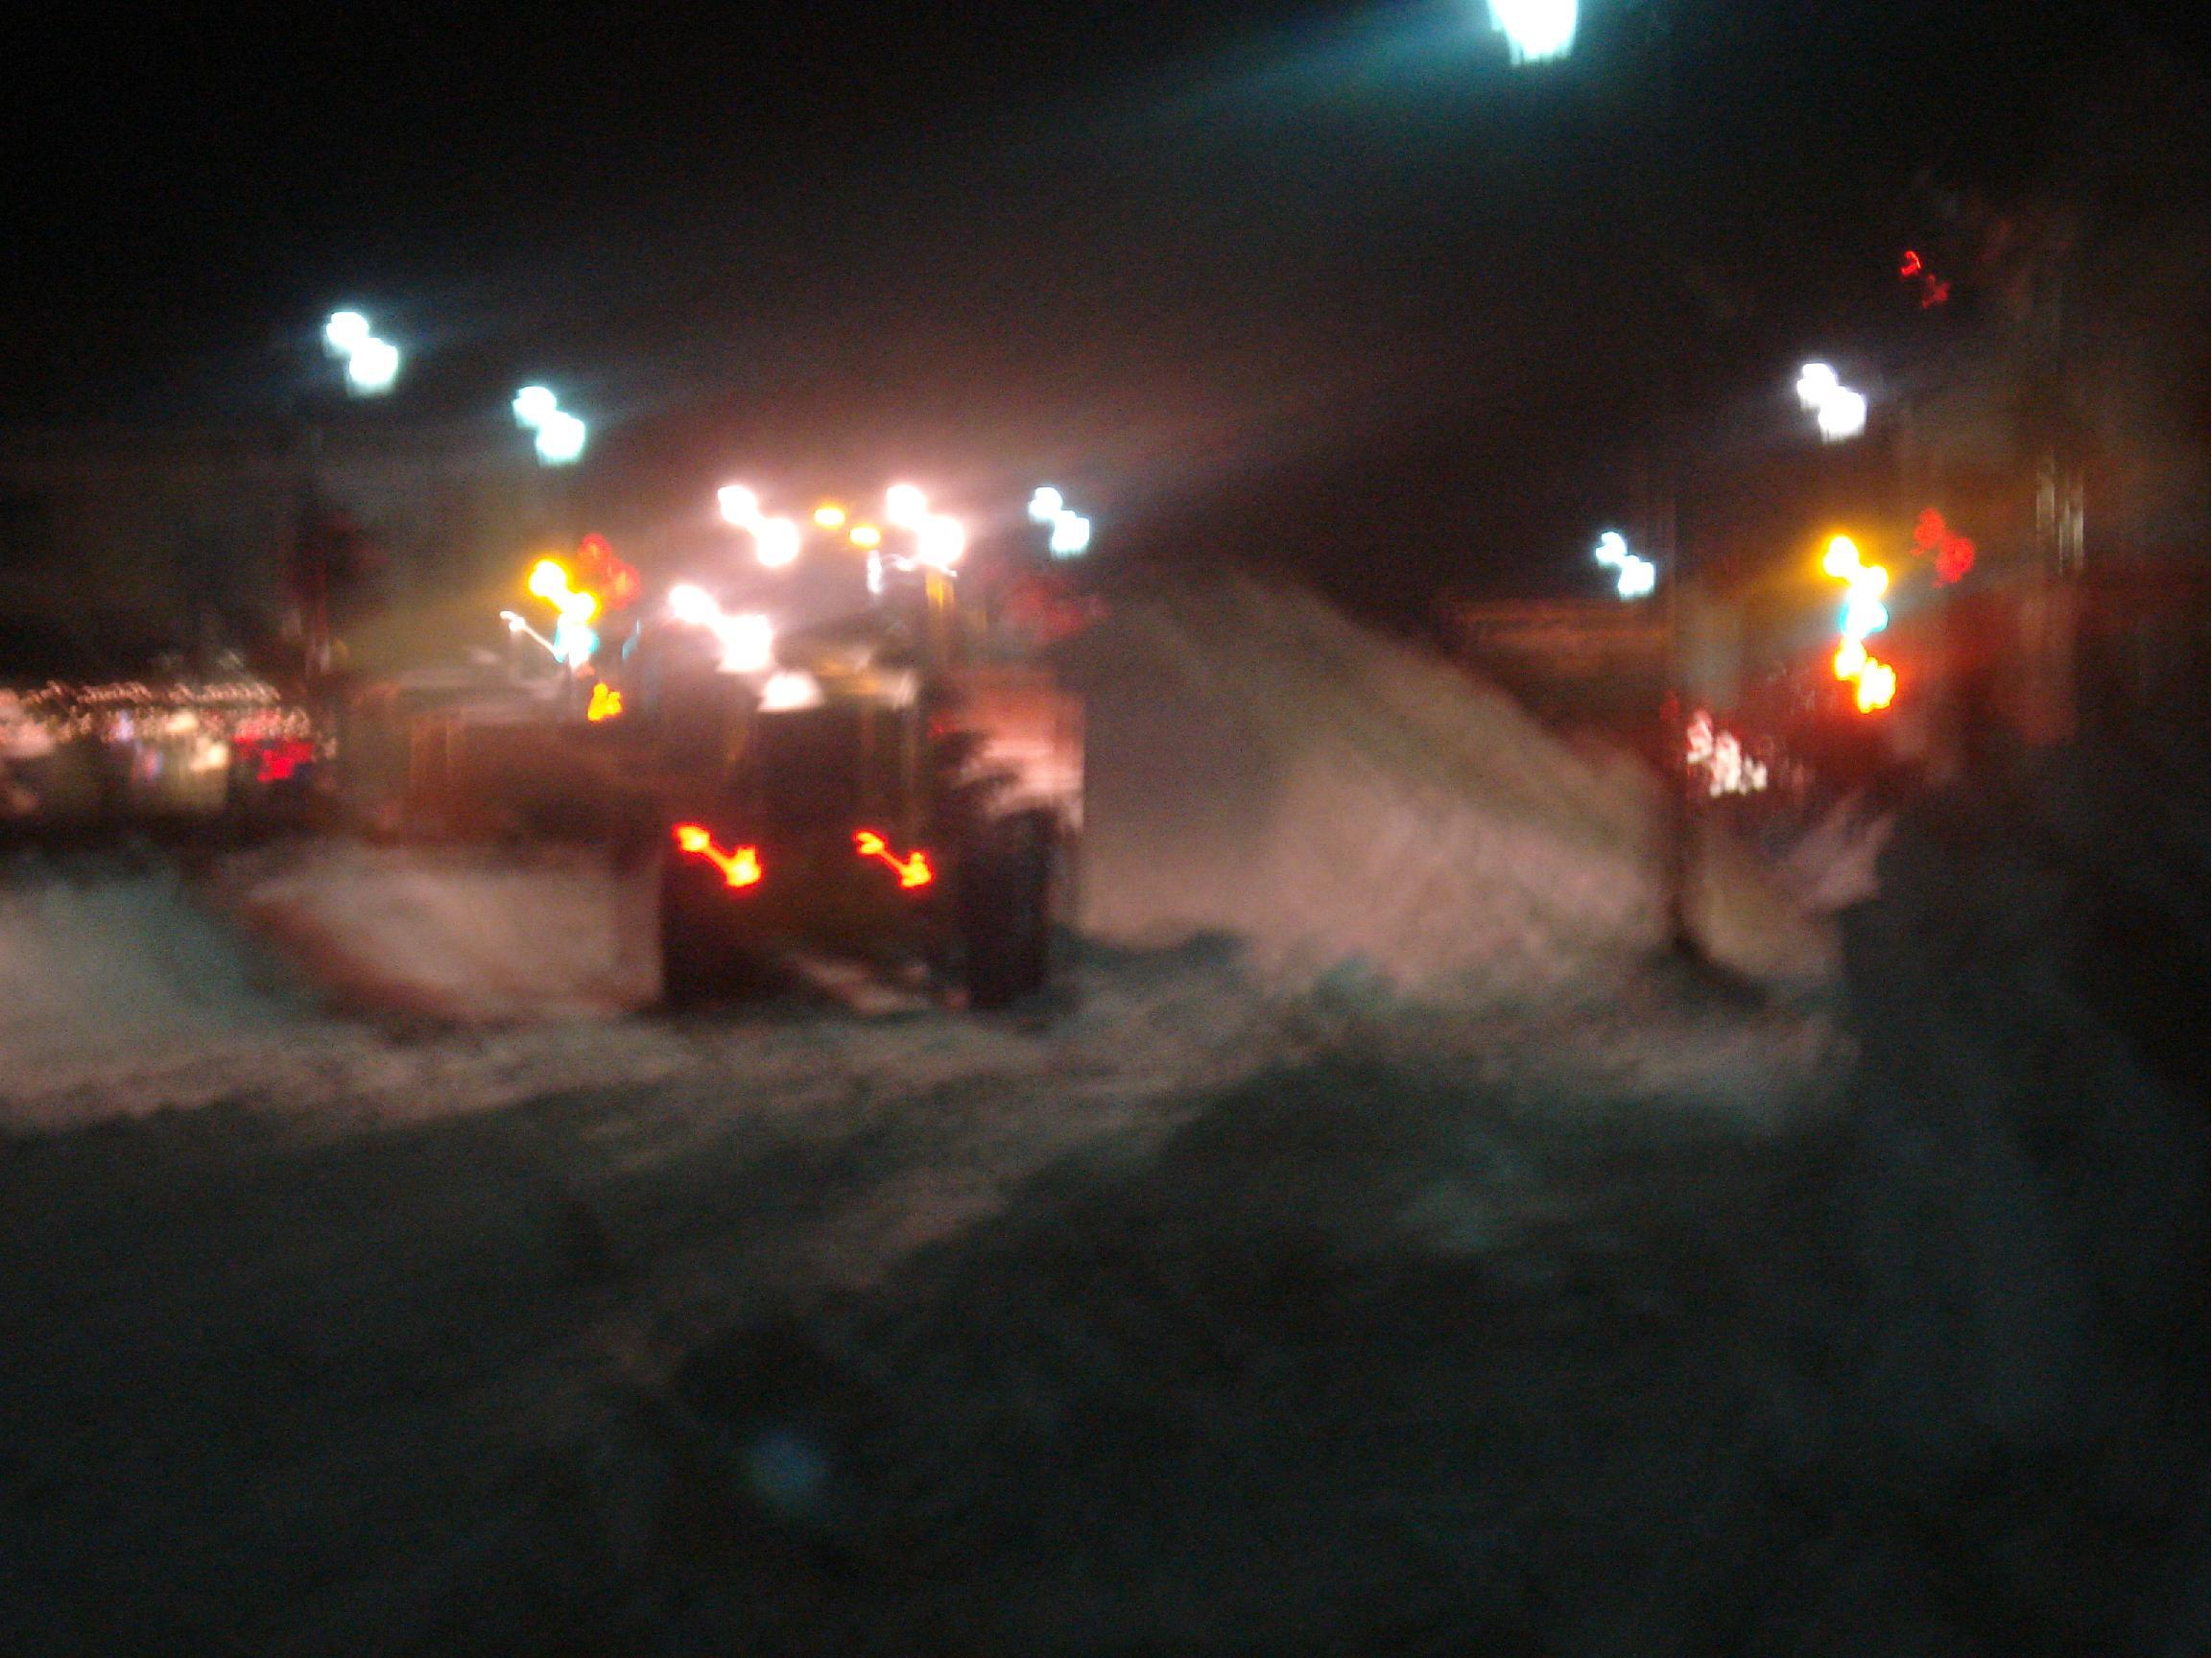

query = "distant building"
(0, 420), (549, 680)
(1436, 596), (1667, 736)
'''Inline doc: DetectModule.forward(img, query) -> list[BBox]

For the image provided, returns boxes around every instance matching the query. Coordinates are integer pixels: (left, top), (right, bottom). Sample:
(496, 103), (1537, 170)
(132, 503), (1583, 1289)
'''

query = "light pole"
(512, 383), (589, 563)
(296, 311), (404, 681)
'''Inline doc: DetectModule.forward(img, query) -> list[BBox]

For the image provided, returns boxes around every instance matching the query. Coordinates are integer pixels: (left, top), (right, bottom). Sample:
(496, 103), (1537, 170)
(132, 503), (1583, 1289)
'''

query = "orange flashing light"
(586, 682), (624, 722)
(855, 829), (934, 888)
(1824, 535), (1896, 714)
(1854, 661), (1897, 712)
(673, 823), (762, 888)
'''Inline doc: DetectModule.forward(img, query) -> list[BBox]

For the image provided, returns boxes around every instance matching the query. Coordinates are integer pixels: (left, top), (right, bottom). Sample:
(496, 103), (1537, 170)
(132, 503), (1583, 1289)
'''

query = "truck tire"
(959, 810), (1056, 1009)
(659, 852), (762, 1008)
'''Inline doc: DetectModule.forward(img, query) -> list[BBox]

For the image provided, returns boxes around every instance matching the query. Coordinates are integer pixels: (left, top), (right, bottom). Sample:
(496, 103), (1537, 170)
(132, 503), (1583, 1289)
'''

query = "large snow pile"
(0, 855), (304, 1101)
(1058, 580), (1833, 1002)
(222, 841), (658, 1021)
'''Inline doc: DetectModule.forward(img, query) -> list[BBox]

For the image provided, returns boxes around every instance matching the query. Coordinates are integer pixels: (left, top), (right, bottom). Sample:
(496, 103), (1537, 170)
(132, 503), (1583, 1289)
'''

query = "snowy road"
(2, 588), (2195, 1654)
(1, 801), (2198, 1656)
(0, 840), (1861, 1655)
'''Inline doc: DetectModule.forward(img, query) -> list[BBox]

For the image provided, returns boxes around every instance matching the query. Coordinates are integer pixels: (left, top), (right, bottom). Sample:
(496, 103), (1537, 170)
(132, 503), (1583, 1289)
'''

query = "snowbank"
(1058, 580), (1834, 1002)
(0, 858), (303, 1102)
(222, 841), (658, 1021)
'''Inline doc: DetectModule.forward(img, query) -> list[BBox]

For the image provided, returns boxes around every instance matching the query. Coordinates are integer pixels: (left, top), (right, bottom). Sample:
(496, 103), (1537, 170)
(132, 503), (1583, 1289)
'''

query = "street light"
(1796, 361), (1867, 442)
(512, 386), (586, 464)
(1816, 389), (1867, 443)
(718, 485), (761, 526)
(535, 411), (587, 464)
(715, 486), (800, 567)
(344, 337), (400, 395)
(322, 311), (400, 396)
(512, 385), (559, 428)
(323, 312), (371, 356)
(916, 514), (965, 569)
(1594, 530), (1655, 599)
(1795, 363), (1839, 411)
(755, 517), (801, 568)
(886, 484), (928, 529)
(1487, 0), (1577, 64)
(1049, 513), (1091, 557)
(667, 584), (775, 673)
(1030, 485), (1091, 558)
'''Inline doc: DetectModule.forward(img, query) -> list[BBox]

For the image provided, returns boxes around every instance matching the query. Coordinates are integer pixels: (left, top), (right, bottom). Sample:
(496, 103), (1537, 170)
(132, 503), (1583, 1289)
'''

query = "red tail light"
(854, 829), (933, 888)
(673, 823), (762, 888)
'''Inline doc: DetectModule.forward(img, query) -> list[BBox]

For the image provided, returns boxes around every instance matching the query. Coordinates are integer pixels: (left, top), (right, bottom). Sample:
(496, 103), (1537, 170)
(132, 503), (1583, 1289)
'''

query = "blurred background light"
(342, 335), (400, 395)
(1796, 363), (1839, 411)
(1487, 0), (1577, 64)
(755, 516), (801, 567)
(1816, 387), (1867, 441)
(534, 409), (587, 463)
(1048, 511), (1091, 556)
(886, 484), (928, 529)
(323, 311), (371, 357)
(512, 385), (559, 428)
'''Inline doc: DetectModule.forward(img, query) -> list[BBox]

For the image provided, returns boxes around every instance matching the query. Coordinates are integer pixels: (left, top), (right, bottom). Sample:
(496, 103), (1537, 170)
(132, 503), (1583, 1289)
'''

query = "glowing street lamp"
(1816, 388), (1867, 443)
(1030, 485), (1091, 558)
(1795, 363), (1839, 412)
(1594, 530), (1655, 600)
(665, 582), (775, 674)
(715, 485), (800, 567)
(512, 385), (559, 428)
(1796, 361), (1867, 442)
(886, 484), (929, 529)
(1049, 512), (1092, 557)
(916, 514), (966, 569)
(512, 385), (587, 464)
(535, 410), (587, 464)
(323, 311), (371, 356)
(1487, 0), (1577, 64)
(344, 336), (400, 395)
(322, 310), (401, 396)
(755, 517), (801, 568)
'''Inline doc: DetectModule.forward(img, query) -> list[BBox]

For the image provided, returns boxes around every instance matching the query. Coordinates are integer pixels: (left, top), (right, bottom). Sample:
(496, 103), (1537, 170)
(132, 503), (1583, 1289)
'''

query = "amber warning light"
(673, 824), (762, 888)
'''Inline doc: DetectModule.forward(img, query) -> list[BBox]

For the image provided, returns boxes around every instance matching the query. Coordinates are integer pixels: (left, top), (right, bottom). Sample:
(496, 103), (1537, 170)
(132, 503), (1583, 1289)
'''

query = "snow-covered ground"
(1, 586), (2197, 1655)
(1058, 580), (1840, 1000)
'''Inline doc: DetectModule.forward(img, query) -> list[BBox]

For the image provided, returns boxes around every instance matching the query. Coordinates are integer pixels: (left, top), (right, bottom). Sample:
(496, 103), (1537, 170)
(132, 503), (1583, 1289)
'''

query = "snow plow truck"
(336, 492), (1085, 1010)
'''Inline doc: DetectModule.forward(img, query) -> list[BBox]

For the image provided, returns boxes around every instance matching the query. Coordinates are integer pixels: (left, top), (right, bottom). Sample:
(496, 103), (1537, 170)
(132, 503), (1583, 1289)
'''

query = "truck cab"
(645, 592), (1082, 1008)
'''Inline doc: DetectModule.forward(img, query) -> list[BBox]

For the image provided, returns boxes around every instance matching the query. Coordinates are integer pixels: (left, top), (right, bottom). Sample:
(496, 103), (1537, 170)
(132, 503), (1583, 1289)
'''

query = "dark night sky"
(3, 0), (2201, 617)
